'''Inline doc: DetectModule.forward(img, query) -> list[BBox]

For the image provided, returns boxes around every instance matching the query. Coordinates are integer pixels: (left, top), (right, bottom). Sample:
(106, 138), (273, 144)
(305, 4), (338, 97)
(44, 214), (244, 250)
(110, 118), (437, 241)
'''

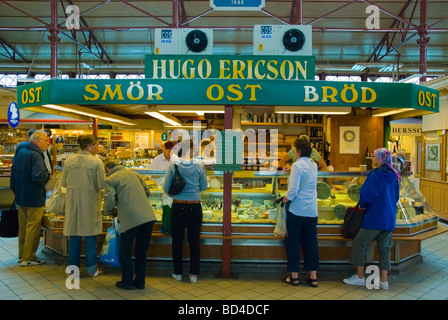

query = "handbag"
(0, 201), (19, 238)
(342, 203), (365, 239)
(46, 188), (66, 215)
(168, 164), (186, 196)
(99, 219), (120, 267)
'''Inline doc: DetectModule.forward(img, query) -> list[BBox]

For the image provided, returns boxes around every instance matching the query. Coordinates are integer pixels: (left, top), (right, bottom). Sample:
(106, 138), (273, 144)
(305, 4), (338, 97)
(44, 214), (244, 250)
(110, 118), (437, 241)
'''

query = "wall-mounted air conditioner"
(253, 25), (312, 56)
(180, 28), (213, 54)
(154, 28), (181, 54)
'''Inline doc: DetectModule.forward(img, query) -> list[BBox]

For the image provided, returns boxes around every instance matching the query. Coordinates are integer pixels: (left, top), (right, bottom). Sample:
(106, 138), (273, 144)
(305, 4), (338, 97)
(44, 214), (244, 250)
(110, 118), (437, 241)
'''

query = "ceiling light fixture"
(274, 106), (352, 115)
(144, 111), (182, 126)
(372, 108), (414, 117)
(398, 74), (424, 83)
(379, 64), (403, 72)
(41, 104), (137, 126)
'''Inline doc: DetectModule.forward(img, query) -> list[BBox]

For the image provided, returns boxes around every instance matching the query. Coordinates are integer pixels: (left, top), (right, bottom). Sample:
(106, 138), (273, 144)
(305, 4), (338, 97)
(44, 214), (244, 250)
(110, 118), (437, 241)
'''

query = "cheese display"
(43, 169), (437, 229)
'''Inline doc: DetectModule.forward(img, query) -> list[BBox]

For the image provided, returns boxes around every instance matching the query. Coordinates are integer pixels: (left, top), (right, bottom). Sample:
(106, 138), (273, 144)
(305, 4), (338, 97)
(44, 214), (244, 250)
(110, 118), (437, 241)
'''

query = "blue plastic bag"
(99, 220), (120, 267)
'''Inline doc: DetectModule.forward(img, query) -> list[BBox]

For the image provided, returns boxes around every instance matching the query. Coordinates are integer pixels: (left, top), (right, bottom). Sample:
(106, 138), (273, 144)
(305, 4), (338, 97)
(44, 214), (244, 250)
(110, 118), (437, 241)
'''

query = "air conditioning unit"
(253, 25), (312, 56)
(154, 28), (181, 54)
(180, 28), (213, 54)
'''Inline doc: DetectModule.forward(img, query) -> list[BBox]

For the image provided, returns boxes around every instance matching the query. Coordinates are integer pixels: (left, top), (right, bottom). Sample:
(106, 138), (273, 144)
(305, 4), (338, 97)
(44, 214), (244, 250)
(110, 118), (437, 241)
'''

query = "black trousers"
(285, 212), (319, 273)
(171, 203), (203, 275)
(119, 221), (155, 286)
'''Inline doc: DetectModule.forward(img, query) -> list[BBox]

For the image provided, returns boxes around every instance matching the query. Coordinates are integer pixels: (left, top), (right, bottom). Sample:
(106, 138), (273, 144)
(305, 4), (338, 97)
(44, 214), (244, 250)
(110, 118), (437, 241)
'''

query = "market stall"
(16, 54), (446, 276)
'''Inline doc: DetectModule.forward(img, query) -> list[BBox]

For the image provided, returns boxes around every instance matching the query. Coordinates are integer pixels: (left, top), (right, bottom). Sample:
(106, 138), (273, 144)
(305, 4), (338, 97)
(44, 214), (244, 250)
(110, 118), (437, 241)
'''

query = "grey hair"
(29, 130), (48, 143)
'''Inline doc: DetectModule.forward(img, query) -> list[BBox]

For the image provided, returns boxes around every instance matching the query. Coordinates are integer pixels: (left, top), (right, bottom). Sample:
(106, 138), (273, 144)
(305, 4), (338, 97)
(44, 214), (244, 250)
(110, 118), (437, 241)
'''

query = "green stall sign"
(17, 79), (439, 113)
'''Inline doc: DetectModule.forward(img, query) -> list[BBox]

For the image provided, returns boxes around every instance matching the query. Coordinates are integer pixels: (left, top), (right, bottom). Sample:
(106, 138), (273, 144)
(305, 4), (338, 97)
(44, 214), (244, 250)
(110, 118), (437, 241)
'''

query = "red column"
(93, 118), (98, 136)
(222, 105), (233, 278)
(418, 0), (430, 83)
(48, 0), (60, 78)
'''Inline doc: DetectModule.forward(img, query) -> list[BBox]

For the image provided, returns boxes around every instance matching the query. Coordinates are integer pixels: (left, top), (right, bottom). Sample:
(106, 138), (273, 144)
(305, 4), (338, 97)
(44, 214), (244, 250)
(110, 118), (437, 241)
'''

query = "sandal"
(282, 275), (300, 286)
(88, 269), (105, 278)
(306, 277), (318, 288)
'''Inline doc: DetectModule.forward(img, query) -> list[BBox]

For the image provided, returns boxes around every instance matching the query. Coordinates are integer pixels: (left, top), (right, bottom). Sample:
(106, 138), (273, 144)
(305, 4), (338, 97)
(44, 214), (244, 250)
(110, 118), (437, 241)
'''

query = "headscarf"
(374, 147), (401, 181)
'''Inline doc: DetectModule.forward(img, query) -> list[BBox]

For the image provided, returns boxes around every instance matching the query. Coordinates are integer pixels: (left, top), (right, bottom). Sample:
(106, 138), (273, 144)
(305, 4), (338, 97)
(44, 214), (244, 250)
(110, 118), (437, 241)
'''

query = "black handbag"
(342, 204), (365, 239)
(168, 164), (186, 196)
(0, 201), (19, 238)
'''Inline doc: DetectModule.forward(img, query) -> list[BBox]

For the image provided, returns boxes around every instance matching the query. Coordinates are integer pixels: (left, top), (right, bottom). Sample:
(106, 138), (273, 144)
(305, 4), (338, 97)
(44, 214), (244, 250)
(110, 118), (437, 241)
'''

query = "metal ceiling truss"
(0, 35), (30, 63)
(1, 0), (448, 79)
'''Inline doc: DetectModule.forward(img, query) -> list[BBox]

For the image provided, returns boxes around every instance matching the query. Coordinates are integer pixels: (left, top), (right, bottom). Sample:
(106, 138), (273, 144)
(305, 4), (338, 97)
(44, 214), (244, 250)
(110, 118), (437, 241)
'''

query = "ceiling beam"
(0, 35), (31, 63)
(61, 0), (113, 64)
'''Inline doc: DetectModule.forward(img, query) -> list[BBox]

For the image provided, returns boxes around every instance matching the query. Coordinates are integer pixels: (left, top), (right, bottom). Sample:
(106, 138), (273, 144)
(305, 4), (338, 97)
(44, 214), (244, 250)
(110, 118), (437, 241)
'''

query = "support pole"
(417, 0), (430, 83)
(48, 0), (60, 78)
(222, 105), (233, 278)
(92, 118), (98, 136)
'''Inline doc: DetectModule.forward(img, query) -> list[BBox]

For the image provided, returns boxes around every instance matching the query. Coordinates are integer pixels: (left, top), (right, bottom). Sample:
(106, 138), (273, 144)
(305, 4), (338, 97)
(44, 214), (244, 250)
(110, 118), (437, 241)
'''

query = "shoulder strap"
(299, 161), (315, 190)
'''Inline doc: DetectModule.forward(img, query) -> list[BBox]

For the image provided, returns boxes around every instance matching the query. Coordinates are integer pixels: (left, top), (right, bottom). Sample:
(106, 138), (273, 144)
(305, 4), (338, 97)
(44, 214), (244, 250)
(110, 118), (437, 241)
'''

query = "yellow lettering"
(147, 84), (164, 100)
(102, 85), (124, 101)
(418, 91), (425, 106)
(21, 89), (28, 104)
(294, 61), (307, 80)
(34, 87), (42, 103)
(246, 60), (254, 79)
(197, 59), (212, 79)
(84, 84), (100, 101)
(219, 60), (231, 79)
(227, 84), (243, 101)
(207, 84), (224, 101)
(168, 60), (181, 79)
(232, 60), (245, 79)
(266, 60), (278, 79)
(254, 61), (266, 79)
(280, 60), (294, 80)
(321, 86), (338, 102)
(361, 87), (377, 103)
(152, 60), (167, 79)
(182, 59), (195, 79)
(28, 88), (36, 104)
(245, 84), (262, 101)
(426, 92), (432, 107)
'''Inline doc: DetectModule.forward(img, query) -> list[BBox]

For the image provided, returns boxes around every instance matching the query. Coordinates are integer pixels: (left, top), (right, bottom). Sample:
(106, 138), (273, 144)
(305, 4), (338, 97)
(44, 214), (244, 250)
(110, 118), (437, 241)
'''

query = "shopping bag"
(45, 188), (66, 215)
(0, 201), (18, 238)
(342, 204), (365, 239)
(99, 220), (120, 267)
(160, 205), (172, 235)
(273, 205), (287, 237)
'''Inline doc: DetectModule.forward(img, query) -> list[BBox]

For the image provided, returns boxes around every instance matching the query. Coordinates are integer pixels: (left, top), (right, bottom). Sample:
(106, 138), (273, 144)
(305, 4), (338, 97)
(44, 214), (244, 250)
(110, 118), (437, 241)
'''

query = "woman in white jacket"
(61, 135), (106, 277)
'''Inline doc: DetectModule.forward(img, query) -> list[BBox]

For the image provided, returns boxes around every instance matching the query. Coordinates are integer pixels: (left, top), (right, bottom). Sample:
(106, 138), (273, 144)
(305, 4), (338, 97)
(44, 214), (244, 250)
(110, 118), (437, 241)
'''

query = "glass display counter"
(42, 167), (446, 268)
(132, 169), (438, 234)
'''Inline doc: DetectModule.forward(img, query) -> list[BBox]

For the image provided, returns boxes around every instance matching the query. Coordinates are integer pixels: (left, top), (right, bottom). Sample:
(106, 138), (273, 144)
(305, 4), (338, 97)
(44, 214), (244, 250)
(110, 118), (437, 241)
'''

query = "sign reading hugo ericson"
(145, 55), (316, 80)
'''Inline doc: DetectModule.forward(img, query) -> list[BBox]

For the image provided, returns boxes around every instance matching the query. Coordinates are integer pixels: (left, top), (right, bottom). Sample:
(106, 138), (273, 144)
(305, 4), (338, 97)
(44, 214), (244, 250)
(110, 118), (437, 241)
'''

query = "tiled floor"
(1, 223), (448, 301)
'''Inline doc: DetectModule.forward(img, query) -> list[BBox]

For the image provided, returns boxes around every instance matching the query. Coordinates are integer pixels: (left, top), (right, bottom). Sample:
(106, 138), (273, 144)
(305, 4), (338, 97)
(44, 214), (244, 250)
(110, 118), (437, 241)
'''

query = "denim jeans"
(68, 235), (98, 274)
(285, 212), (319, 272)
(119, 221), (155, 287)
(171, 203), (203, 275)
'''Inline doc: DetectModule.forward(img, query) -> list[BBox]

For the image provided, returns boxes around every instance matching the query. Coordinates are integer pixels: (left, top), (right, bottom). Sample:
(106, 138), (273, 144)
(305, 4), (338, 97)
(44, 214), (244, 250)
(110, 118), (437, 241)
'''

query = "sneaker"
(380, 281), (389, 290)
(172, 273), (182, 281)
(189, 274), (197, 283)
(343, 274), (366, 286)
(20, 257), (45, 267)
